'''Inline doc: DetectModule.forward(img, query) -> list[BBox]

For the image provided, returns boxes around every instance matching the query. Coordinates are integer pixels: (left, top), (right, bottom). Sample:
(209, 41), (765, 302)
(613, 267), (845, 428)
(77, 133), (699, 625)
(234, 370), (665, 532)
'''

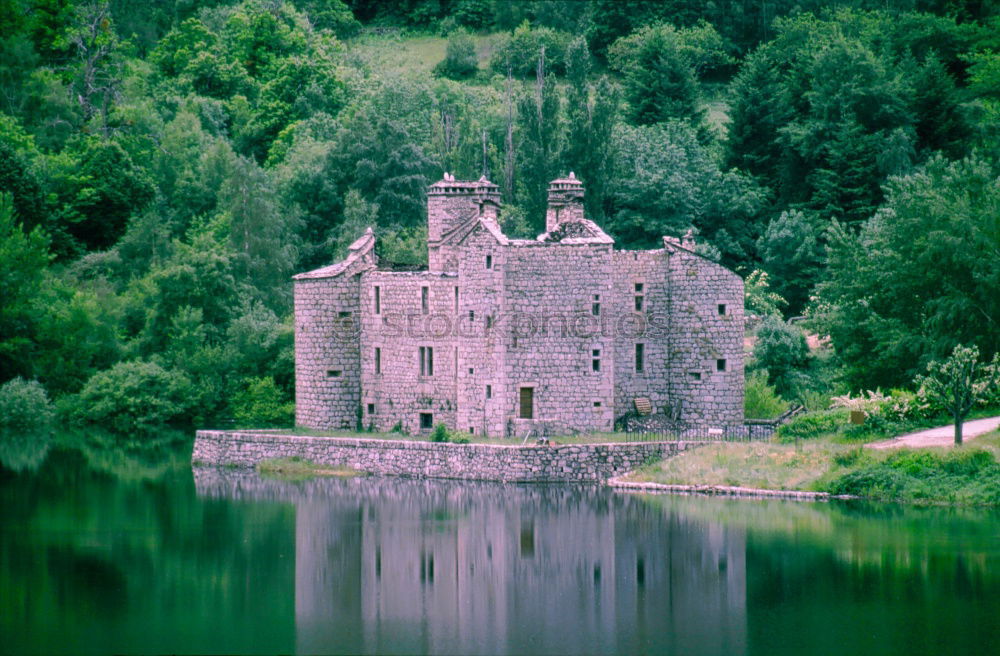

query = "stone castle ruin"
(294, 173), (744, 437)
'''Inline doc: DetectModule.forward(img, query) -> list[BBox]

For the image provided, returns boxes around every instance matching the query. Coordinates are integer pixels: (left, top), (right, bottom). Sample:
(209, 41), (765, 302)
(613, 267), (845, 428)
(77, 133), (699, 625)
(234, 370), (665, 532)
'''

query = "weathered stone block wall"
(427, 179), (499, 272)
(192, 430), (694, 483)
(504, 243), (616, 435)
(295, 276), (363, 430)
(612, 249), (672, 418)
(455, 226), (507, 437)
(664, 246), (744, 426)
(360, 271), (460, 434)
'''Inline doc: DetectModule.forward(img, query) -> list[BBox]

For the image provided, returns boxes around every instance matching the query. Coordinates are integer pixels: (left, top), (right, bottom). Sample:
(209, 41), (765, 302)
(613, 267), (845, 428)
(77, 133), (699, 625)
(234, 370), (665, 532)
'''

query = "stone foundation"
(192, 430), (697, 483)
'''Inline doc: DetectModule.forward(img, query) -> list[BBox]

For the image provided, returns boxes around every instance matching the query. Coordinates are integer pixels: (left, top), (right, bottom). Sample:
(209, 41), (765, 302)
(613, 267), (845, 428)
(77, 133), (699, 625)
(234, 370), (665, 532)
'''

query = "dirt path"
(867, 416), (1000, 450)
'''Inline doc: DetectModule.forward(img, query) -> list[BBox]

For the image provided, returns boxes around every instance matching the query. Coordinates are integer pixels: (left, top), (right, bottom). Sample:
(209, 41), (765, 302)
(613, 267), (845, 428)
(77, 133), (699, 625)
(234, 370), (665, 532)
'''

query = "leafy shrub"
(744, 370), (790, 419)
(452, 0), (493, 30)
(752, 316), (810, 397)
(303, 0), (361, 39)
(489, 22), (570, 77)
(71, 361), (196, 433)
(832, 447), (869, 468)
(434, 30), (479, 80)
(827, 466), (910, 499)
(231, 376), (294, 428)
(799, 389), (832, 412)
(826, 448), (1000, 504)
(884, 450), (942, 476)
(941, 449), (996, 476)
(776, 409), (849, 443)
(0, 378), (54, 432)
(430, 423), (450, 442)
(831, 389), (928, 422)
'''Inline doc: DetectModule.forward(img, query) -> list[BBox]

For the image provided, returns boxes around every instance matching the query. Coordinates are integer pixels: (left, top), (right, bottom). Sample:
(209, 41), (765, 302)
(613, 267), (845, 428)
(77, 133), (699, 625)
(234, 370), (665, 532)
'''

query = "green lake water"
(2, 433), (1000, 655)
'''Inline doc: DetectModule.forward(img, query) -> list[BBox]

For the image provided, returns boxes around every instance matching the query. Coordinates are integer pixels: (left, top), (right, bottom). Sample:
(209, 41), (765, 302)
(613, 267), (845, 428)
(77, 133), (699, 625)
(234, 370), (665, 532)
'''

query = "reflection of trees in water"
(0, 427), (191, 479)
(0, 443), (297, 654)
(640, 492), (1000, 579)
(0, 428), (52, 472)
(630, 494), (1000, 655)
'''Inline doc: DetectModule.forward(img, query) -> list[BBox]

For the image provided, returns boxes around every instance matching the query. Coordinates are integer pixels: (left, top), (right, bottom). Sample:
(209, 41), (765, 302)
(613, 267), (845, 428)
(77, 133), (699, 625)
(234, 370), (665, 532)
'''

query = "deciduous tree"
(917, 344), (1000, 445)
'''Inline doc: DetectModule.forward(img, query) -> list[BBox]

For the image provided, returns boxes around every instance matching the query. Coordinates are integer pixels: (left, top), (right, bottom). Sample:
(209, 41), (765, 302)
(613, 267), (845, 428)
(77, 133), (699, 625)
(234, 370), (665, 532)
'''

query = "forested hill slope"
(1, 0), (998, 432)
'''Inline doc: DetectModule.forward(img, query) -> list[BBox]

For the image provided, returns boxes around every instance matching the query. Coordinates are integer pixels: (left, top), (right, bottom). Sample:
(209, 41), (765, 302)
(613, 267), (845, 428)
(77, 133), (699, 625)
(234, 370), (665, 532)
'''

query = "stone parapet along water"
(192, 430), (696, 483)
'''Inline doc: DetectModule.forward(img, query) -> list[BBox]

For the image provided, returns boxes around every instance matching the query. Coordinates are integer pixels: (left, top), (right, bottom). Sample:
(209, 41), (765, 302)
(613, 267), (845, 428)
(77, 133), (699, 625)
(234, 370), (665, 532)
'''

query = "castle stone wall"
(360, 271), (459, 434)
(503, 242), (616, 435)
(663, 245), (745, 425)
(295, 276), (363, 430)
(455, 226), (508, 437)
(612, 249), (673, 418)
(193, 430), (695, 483)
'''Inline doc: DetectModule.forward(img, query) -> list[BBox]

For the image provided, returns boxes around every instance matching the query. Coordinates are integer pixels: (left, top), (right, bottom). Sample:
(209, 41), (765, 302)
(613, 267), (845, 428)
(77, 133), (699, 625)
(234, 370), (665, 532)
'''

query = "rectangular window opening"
(635, 343), (645, 373)
(327, 370), (342, 378)
(338, 311), (352, 318)
(374, 286), (381, 315)
(367, 403), (375, 414)
(469, 427), (475, 434)
(634, 283), (644, 312)
(421, 286), (429, 314)
(717, 358), (727, 372)
(592, 348), (601, 373)
(688, 371), (702, 381)
(593, 401), (602, 408)
(486, 254), (493, 269)
(718, 303), (727, 316)
(454, 286), (459, 313)
(420, 413), (433, 430)
(592, 294), (600, 316)
(486, 384), (492, 399)
(486, 315), (493, 329)
(519, 387), (534, 420)
(375, 347), (381, 374)
(468, 367), (474, 375)
(469, 310), (475, 321)
(419, 346), (435, 376)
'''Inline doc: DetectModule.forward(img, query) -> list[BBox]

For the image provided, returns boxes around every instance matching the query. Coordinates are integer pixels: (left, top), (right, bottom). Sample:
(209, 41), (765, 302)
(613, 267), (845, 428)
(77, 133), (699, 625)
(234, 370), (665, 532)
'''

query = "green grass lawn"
(348, 31), (498, 76)
(626, 440), (853, 491)
(257, 456), (363, 481)
(626, 428), (1000, 506)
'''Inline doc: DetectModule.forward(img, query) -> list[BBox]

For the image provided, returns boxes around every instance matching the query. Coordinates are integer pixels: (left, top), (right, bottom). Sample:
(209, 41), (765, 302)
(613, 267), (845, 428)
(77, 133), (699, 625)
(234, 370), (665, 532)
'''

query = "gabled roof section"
(435, 208), (479, 244)
(539, 218), (614, 245)
(441, 213), (510, 247)
(662, 233), (743, 281)
(293, 227), (377, 280)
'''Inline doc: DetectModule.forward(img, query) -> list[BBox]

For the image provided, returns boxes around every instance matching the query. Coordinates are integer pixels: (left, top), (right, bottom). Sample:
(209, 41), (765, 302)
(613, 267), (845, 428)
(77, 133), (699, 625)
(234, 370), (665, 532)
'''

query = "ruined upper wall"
(427, 174), (501, 272)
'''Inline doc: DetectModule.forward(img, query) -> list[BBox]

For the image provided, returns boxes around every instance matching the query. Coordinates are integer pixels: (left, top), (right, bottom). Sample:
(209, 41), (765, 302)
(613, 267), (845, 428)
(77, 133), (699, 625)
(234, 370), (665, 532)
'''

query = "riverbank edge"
(608, 477), (858, 501)
(192, 429), (698, 482)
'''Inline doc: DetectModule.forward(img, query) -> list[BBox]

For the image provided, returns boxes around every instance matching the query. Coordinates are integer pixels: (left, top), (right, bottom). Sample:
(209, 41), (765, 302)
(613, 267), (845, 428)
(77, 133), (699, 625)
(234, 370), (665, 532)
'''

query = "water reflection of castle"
(196, 472), (745, 655)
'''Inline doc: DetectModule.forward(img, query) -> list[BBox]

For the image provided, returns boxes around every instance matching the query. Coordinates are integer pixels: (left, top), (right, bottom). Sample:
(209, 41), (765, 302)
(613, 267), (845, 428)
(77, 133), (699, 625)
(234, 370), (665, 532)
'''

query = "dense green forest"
(1, 0), (998, 433)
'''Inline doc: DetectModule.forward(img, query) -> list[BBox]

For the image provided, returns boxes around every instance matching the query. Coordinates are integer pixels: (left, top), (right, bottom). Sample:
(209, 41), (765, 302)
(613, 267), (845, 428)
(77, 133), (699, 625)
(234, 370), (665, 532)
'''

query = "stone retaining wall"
(192, 430), (696, 483)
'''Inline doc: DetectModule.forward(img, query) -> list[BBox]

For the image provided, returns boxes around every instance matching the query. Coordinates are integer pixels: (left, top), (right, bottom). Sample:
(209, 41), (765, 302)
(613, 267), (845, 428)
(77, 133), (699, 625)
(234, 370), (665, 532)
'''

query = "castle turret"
(427, 174), (501, 271)
(545, 173), (585, 233)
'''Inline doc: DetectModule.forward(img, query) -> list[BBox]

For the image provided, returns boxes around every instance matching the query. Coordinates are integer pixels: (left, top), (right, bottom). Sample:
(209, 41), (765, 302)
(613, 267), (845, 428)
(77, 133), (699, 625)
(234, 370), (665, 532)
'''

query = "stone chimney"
(545, 172), (585, 233)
